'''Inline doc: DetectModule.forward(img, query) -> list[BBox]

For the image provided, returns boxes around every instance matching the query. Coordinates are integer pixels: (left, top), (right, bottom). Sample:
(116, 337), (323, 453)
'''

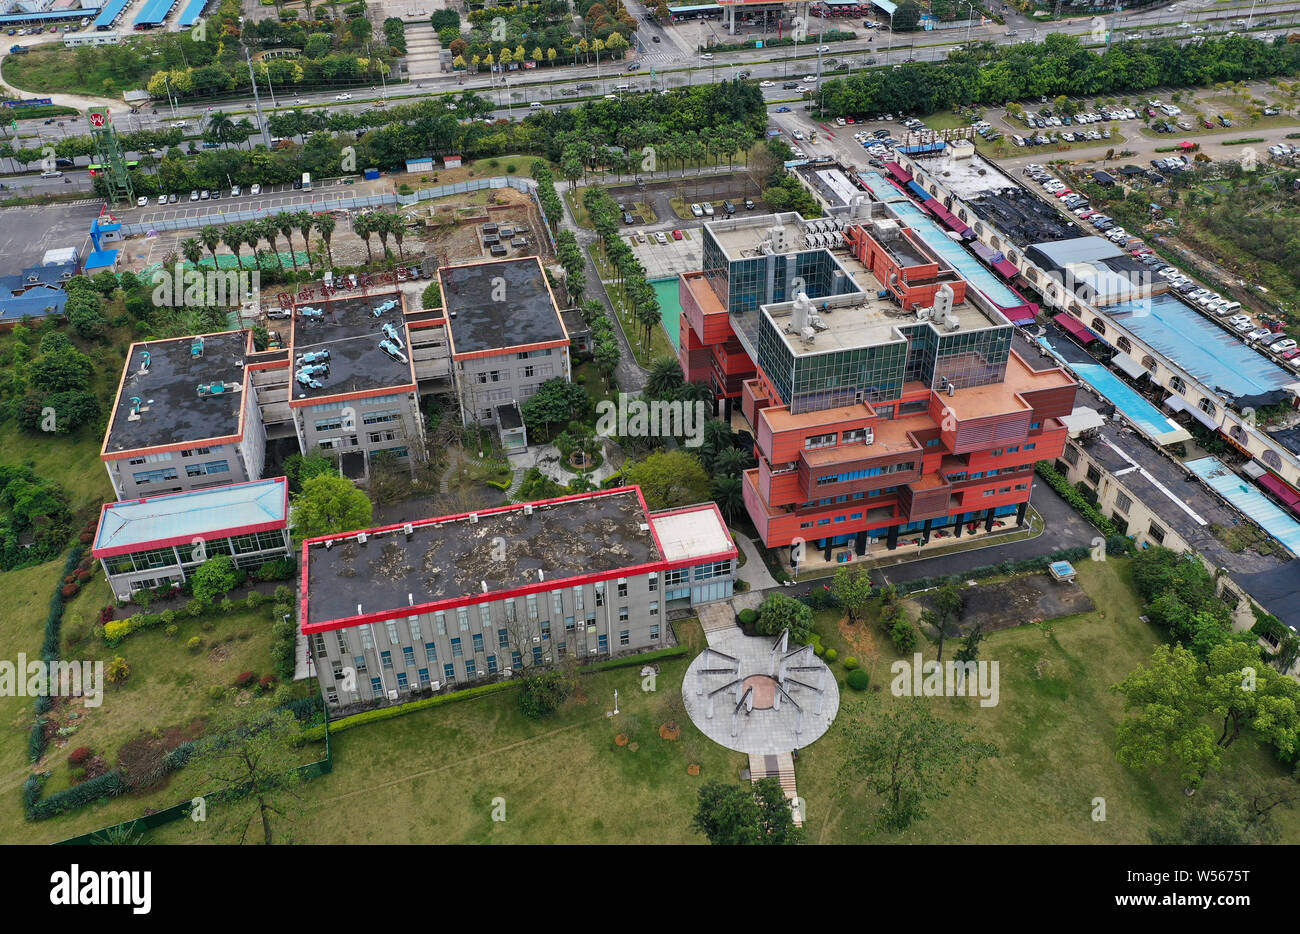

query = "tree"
(930, 583), (963, 662)
(30, 347), (94, 394)
(277, 213), (299, 272)
(191, 554), (238, 603)
(284, 450), (336, 492)
(1113, 644), (1222, 790)
(295, 211), (315, 269)
(1150, 784), (1296, 845)
(622, 450), (710, 510)
(189, 709), (306, 845)
(199, 225), (222, 267)
(831, 565), (873, 623)
(838, 706), (998, 830)
(892, 0), (922, 31)
(291, 473), (373, 541)
(181, 237), (203, 269)
(755, 593), (814, 644)
(313, 211), (337, 269)
(646, 355), (684, 398)
(890, 616), (918, 653)
(519, 378), (590, 439)
(711, 474), (743, 524)
(693, 778), (803, 845)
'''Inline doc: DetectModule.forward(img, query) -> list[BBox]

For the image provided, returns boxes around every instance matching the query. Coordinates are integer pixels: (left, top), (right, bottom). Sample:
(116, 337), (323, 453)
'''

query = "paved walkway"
(749, 751), (803, 827)
(733, 530), (779, 591)
(682, 625), (839, 757)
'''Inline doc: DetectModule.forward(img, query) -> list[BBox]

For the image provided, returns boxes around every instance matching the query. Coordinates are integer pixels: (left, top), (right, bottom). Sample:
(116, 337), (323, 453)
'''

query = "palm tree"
(711, 475), (744, 524)
(180, 237), (203, 269)
(260, 218), (281, 271)
(206, 110), (235, 148)
(277, 212), (298, 272)
(389, 212), (407, 261)
(646, 356), (684, 397)
(313, 211), (337, 269)
(199, 224), (222, 267)
(354, 212), (374, 266)
(295, 212), (315, 270)
(374, 212), (393, 263)
(243, 223), (263, 272)
(221, 225), (244, 270)
(713, 446), (748, 479)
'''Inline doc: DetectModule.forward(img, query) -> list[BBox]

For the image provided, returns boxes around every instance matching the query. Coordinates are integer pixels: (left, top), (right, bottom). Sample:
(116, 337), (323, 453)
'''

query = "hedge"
(29, 545), (84, 763)
(1035, 461), (1119, 537)
(25, 771), (127, 821)
(846, 669), (870, 691)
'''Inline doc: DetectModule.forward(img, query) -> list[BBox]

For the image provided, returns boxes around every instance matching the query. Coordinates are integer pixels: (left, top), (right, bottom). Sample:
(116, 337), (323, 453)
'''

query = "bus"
(301, 172), (312, 191)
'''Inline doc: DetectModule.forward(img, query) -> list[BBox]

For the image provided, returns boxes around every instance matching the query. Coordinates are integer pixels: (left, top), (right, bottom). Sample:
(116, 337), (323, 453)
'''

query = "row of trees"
(583, 186), (660, 353)
(818, 33), (1300, 118)
(180, 211), (337, 273)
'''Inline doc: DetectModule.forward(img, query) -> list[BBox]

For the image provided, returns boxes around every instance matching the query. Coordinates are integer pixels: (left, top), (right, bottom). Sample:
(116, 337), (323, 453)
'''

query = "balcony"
(898, 473), (952, 523)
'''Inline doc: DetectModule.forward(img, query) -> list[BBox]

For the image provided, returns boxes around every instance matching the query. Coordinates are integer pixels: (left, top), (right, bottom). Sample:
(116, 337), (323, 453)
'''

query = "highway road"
(0, 0), (1296, 195)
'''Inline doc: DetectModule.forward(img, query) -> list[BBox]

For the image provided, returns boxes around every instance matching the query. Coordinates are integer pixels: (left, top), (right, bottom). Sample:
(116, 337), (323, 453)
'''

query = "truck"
(10, 45), (28, 54)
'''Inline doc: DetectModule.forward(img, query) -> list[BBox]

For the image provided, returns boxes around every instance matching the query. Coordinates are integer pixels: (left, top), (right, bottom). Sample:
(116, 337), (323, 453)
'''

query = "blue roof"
(132, 0), (177, 26)
(84, 249), (119, 271)
(0, 288), (66, 320)
(1187, 456), (1300, 557)
(176, 0), (206, 27)
(95, 478), (289, 554)
(0, 8), (94, 22)
(1107, 292), (1298, 399)
(870, 0), (898, 13)
(93, 0), (128, 27)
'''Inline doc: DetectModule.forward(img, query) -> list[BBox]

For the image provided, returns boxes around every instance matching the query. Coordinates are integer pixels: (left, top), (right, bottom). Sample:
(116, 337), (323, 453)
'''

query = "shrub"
(890, 617), (919, 654)
(68, 746), (92, 766)
(208, 685), (225, 702)
(812, 639), (825, 657)
(843, 656), (859, 670)
(219, 597), (235, 614)
(105, 656), (130, 684)
(235, 671), (257, 688)
(60, 583), (79, 599)
(738, 608), (758, 626)
(259, 674), (277, 690)
(185, 599), (206, 618)
(164, 624), (178, 638)
(824, 647), (838, 662)
(103, 619), (132, 645)
(755, 593), (815, 643)
(846, 669), (870, 691)
(187, 636), (202, 652)
(273, 585), (295, 605)
(98, 605), (114, 624)
(519, 670), (575, 718)
(191, 555), (238, 603)
(245, 590), (266, 609)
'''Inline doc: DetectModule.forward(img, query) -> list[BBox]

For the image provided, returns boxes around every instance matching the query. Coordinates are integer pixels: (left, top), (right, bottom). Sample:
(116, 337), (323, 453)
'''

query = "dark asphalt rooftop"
(440, 257), (565, 354)
(106, 330), (249, 454)
(305, 488), (661, 626)
(290, 292), (414, 401)
(967, 188), (1078, 246)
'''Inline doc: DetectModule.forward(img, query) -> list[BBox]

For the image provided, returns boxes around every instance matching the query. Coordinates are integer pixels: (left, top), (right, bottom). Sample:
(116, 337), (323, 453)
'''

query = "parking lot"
(127, 177), (387, 226)
(627, 229), (702, 280)
(0, 200), (103, 270)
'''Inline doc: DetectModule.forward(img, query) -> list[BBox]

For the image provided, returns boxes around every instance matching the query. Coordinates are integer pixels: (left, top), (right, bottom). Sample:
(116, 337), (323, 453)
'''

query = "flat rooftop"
(105, 330), (249, 455)
(796, 164), (865, 209)
(439, 257), (566, 355)
(926, 151), (1017, 201)
(304, 488), (663, 628)
(765, 290), (999, 357)
(707, 212), (826, 259)
(290, 291), (415, 402)
(945, 349), (1072, 420)
(648, 505), (733, 563)
(93, 478), (288, 557)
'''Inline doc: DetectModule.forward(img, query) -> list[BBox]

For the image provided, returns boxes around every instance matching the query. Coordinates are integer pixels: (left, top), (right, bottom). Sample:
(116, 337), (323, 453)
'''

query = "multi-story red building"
(680, 210), (1075, 563)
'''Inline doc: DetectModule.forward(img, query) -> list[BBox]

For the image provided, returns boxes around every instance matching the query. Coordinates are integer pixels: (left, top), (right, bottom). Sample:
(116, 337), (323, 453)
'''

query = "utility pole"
(242, 44), (271, 149)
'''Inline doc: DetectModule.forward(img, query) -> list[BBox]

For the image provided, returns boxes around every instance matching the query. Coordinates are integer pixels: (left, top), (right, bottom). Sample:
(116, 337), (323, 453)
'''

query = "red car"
(1283, 348), (1300, 360)
(671, 229), (683, 240)
(1054, 189), (1073, 198)
(846, 116), (855, 124)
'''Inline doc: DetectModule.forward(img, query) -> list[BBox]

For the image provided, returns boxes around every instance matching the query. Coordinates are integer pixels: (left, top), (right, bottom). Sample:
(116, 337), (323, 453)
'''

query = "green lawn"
(589, 247), (676, 368)
(796, 558), (1300, 844)
(152, 621), (747, 844)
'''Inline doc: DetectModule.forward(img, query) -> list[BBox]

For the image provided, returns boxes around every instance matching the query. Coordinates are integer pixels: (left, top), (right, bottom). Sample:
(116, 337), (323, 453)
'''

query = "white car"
(136, 196), (148, 207)
(250, 183), (261, 195)
(759, 80), (774, 88)
(294, 98), (307, 105)
(690, 203), (704, 217)
(335, 93), (353, 101)
(700, 52), (713, 60)
(157, 194), (167, 205)
(835, 117), (846, 126)
(702, 202), (715, 216)
(816, 45), (830, 53)
(190, 189), (200, 201)
(1269, 339), (1297, 354)
(171, 121), (186, 129)
(1232, 319), (1254, 333)
(230, 185), (241, 197)
(1247, 327), (1273, 342)
(794, 86), (810, 94)
(803, 75), (818, 82)
(655, 231), (668, 245)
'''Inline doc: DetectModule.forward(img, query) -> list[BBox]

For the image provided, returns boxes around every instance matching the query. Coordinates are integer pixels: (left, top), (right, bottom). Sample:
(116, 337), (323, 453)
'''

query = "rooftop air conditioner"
(523, 504), (534, 516)
(469, 513), (479, 524)
(403, 523), (414, 536)
(356, 532), (368, 544)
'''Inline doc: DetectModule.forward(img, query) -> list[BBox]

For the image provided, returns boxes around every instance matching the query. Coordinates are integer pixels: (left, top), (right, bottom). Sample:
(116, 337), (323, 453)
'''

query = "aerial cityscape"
(0, 0), (1298, 866)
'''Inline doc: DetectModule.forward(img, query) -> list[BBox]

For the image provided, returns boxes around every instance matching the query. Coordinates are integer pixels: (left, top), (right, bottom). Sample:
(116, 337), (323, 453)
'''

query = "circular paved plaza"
(682, 628), (840, 756)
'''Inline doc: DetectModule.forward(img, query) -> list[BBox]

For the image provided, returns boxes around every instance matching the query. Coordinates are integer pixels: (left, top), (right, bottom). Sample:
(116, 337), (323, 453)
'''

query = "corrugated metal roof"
(1186, 456), (1300, 557)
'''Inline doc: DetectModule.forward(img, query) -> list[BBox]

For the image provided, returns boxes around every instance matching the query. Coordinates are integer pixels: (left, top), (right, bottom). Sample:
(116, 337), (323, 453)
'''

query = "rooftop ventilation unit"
(801, 326), (816, 345)
(769, 224), (788, 253)
(191, 337), (204, 357)
(523, 504), (534, 516)
(468, 513), (479, 524)
(356, 532), (368, 544)
(789, 291), (814, 334)
(381, 322), (404, 348)
(380, 339), (409, 365)
(403, 523), (414, 538)
(638, 522), (650, 532)
(324, 539), (333, 549)
(139, 351), (151, 374)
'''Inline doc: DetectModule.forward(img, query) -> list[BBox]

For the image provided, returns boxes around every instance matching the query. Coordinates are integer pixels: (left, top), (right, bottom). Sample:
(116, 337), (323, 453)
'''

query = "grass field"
(796, 558), (1300, 844)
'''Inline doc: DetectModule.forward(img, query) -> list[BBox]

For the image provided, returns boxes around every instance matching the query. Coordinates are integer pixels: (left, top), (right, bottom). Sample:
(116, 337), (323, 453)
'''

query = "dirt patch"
(615, 733), (629, 746)
(687, 764), (701, 776)
(208, 644), (233, 664)
(116, 720), (206, 792)
(835, 615), (881, 664)
(910, 573), (1095, 635)
(659, 722), (681, 741)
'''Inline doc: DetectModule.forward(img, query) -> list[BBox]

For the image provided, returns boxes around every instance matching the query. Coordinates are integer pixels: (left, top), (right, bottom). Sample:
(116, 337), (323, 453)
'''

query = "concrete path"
(733, 530), (779, 591)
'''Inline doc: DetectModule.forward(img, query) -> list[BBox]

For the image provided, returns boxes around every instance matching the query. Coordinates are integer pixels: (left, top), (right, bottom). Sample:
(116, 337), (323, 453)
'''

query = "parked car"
(702, 202), (715, 216)
(250, 183), (262, 195)
(190, 189), (200, 201)
(136, 196), (148, 207)
(744, 198), (756, 210)
(1247, 327), (1274, 342)
(671, 229), (683, 240)
(157, 194), (167, 206)
(690, 203), (704, 217)
(230, 185), (241, 197)
(1267, 338), (1296, 354)
(654, 231), (668, 245)
(722, 200), (735, 214)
